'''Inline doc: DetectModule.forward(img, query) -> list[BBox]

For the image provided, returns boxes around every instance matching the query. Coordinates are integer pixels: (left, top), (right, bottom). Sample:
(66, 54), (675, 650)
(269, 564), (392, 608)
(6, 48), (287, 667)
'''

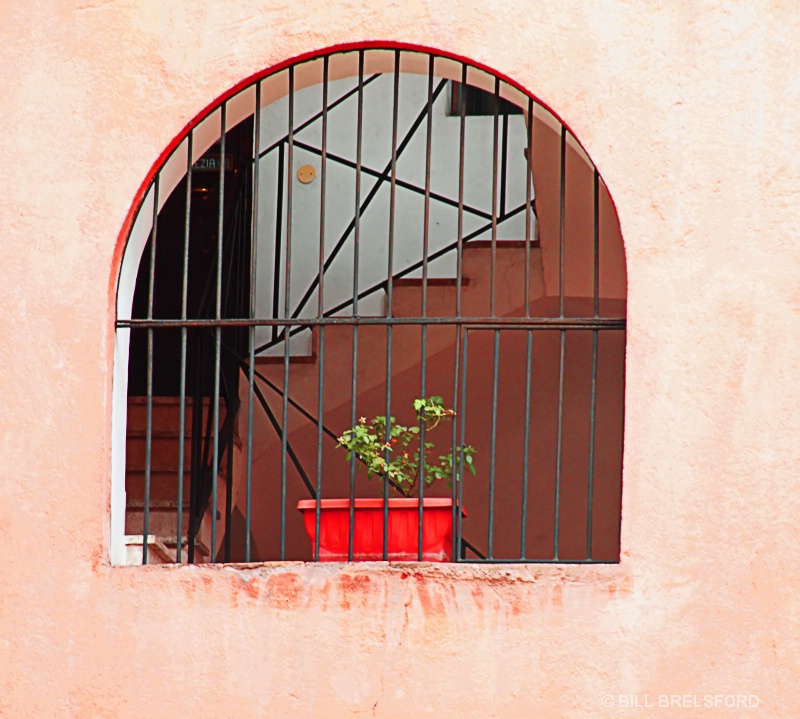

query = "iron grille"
(116, 48), (627, 565)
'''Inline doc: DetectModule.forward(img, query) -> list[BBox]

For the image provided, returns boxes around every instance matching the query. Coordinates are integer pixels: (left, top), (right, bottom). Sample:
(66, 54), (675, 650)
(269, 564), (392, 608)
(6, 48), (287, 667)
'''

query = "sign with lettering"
(193, 155), (233, 172)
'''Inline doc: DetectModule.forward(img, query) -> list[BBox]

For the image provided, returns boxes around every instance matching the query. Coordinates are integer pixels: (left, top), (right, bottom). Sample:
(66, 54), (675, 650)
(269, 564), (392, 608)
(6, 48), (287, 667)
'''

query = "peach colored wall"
(2, 2), (799, 717)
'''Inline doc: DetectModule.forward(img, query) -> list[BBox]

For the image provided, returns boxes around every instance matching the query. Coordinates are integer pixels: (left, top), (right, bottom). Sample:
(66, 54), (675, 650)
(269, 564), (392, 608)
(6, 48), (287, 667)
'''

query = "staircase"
(253, 242), (546, 426)
(124, 397), (219, 563)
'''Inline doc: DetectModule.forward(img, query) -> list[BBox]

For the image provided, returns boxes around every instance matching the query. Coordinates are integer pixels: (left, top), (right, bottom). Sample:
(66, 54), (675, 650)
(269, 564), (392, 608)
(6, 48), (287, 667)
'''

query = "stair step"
(123, 534), (208, 564)
(126, 474), (191, 503)
(392, 277), (470, 287)
(464, 239), (539, 249)
(126, 502), (190, 538)
(126, 430), (194, 439)
(126, 466), (192, 474)
(128, 397), (212, 405)
(127, 500), (192, 510)
(386, 283), (466, 318)
(257, 353), (318, 365)
(125, 436), (192, 468)
(126, 513), (189, 536)
(127, 396), (217, 430)
(123, 535), (175, 565)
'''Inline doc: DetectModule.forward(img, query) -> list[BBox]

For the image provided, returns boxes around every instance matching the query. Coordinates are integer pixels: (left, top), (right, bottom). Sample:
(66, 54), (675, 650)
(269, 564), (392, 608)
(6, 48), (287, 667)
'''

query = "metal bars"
(118, 48), (626, 566)
(520, 96), (534, 558)
(176, 133), (193, 564)
(451, 61), (468, 559)
(553, 125), (567, 560)
(280, 68), (295, 560)
(142, 174), (159, 565)
(120, 316), (624, 331)
(586, 168), (601, 559)
(382, 51), (401, 561)
(314, 57), (330, 563)
(245, 82), (262, 562)
(347, 52), (365, 561)
(417, 55), (435, 561)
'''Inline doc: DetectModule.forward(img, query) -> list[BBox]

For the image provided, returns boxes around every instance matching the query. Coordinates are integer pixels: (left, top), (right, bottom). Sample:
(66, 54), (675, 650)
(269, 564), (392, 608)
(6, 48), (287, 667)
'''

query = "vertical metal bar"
(456, 332), (469, 561)
(383, 50), (401, 561)
(455, 63), (468, 322)
(348, 52), (365, 561)
(188, 340), (204, 563)
(490, 77), (500, 318)
(593, 170), (600, 320)
(559, 126), (566, 318)
(176, 134), (193, 563)
(142, 174), (159, 565)
(211, 105), (227, 560)
(281, 78), (448, 327)
(483, 76), (502, 560)
(224, 424), (234, 562)
(418, 54), (435, 561)
(488, 329), (499, 559)
(500, 108), (509, 217)
(520, 330), (533, 559)
(272, 144), (285, 341)
(221, 189), (241, 563)
(245, 81), (262, 563)
(586, 168), (600, 559)
(524, 97), (534, 319)
(520, 96), (534, 559)
(451, 61), (468, 560)
(315, 58), (330, 562)
(280, 68), (295, 560)
(554, 126), (567, 560)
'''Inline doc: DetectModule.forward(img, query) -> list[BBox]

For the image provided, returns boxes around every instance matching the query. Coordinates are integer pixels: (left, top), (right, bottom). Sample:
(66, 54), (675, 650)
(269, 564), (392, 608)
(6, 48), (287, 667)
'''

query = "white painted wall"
(254, 72), (535, 356)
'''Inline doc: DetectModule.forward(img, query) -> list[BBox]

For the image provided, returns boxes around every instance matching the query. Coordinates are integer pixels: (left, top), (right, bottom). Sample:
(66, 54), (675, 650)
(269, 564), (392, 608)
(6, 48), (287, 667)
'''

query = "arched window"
(112, 47), (627, 565)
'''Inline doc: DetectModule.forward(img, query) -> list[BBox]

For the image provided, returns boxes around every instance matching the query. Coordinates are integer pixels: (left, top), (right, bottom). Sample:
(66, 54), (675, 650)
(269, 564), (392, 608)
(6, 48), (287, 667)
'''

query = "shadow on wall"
(237, 321), (624, 562)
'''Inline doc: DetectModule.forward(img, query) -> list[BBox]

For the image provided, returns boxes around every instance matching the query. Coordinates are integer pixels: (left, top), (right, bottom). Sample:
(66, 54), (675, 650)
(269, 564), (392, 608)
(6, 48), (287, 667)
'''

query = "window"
(449, 81), (524, 116)
(113, 48), (627, 566)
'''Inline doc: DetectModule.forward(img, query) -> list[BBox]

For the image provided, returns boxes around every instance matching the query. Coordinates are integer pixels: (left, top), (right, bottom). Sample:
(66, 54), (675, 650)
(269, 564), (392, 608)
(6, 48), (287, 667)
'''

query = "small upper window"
(448, 81), (524, 116)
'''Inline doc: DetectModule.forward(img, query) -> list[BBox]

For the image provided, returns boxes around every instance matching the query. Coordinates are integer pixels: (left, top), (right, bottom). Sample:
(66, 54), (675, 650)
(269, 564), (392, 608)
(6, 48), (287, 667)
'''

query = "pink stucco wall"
(2, 2), (799, 716)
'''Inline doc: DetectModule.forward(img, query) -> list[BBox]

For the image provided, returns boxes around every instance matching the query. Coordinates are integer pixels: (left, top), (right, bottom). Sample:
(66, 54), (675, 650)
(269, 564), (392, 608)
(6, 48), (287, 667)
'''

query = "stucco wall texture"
(1, 2), (798, 717)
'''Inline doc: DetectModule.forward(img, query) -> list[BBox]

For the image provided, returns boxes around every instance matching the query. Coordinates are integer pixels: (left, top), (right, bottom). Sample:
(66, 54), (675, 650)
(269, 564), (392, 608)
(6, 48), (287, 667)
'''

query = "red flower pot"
(297, 497), (463, 561)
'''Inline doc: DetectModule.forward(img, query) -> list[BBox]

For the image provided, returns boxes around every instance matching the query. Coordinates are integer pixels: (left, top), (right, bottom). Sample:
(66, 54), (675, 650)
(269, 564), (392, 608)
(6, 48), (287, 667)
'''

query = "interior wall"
(252, 67), (534, 357)
(530, 114), (627, 303)
(240, 320), (625, 563)
(3, 2), (800, 717)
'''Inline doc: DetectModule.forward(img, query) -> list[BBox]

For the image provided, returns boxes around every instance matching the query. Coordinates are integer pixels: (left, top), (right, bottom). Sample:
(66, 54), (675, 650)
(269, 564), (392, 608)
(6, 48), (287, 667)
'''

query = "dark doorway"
(127, 117), (255, 397)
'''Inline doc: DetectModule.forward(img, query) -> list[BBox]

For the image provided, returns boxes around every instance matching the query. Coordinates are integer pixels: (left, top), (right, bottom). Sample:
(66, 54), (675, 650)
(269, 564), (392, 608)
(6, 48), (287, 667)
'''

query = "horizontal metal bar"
(119, 316), (625, 329)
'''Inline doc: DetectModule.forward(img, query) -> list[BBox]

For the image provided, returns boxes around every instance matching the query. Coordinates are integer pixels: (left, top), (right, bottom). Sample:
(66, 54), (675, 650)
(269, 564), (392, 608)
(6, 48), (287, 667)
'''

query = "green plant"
(336, 396), (476, 497)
